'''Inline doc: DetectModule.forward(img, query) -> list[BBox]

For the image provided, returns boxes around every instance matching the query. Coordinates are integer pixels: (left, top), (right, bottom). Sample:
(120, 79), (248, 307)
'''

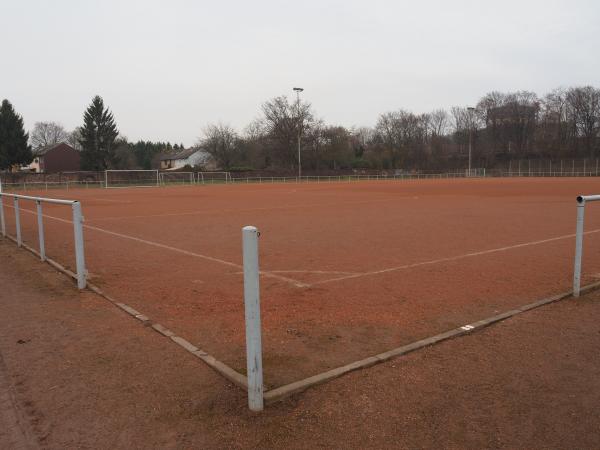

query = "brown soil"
(1, 235), (600, 449)
(4, 178), (600, 387)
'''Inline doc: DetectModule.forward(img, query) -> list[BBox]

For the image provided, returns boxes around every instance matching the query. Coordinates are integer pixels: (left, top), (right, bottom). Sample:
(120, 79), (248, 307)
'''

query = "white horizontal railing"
(0, 192), (87, 289)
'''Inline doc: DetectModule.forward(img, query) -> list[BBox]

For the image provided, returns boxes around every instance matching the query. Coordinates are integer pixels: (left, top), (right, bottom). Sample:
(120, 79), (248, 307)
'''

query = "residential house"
(23, 142), (81, 173)
(160, 147), (216, 171)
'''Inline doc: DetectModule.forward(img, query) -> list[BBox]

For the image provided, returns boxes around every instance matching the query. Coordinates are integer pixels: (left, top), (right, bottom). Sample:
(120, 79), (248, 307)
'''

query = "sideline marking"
(84, 198), (392, 223)
(91, 198), (133, 204)
(233, 270), (360, 276)
(313, 229), (600, 286)
(4, 204), (308, 288)
(8, 203), (600, 290)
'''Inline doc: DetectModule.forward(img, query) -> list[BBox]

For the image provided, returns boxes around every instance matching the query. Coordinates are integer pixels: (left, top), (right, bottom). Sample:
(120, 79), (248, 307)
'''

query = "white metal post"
(573, 197), (586, 297)
(14, 197), (22, 247)
(0, 196), (5, 238)
(36, 200), (45, 261)
(72, 202), (87, 289)
(242, 225), (264, 412)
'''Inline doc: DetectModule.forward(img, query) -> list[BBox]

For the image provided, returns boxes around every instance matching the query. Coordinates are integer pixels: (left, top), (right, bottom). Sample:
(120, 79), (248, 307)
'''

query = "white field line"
(313, 229), (600, 286)
(90, 198), (133, 204)
(84, 199), (392, 223)
(7, 202), (599, 290)
(233, 270), (360, 276)
(269, 270), (360, 275)
(4, 204), (308, 288)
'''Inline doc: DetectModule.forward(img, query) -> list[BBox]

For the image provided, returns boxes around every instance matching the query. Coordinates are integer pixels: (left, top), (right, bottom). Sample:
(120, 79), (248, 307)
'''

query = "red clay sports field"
(3, 177), (600, 388)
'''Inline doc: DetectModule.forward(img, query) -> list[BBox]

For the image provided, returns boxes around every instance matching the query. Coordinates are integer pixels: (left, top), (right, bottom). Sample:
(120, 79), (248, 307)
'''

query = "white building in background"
(159, 148), (216, 171)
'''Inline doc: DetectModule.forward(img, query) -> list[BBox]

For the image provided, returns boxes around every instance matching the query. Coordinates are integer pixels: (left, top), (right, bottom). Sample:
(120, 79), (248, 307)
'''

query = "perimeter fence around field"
(489, 158), (600, 178)
(1, 158), (600, 192)
(0, 190), (87, 289)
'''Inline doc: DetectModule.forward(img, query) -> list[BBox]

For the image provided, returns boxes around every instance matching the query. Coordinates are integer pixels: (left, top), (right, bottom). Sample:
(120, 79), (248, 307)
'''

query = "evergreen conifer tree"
(0, 99), (33, 170)
(79, 96), (119, 170)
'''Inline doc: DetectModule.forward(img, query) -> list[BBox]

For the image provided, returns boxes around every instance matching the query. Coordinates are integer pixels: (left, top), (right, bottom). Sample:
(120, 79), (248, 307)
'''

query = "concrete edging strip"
(0, 237), (249, 392)
(5, 236), (600, 406)
(263, 285), (600, 404)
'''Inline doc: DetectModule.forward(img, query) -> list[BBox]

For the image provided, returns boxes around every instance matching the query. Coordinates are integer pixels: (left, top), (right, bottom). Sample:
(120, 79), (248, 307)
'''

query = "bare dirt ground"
(1, 240), (600, 449)
(5, 178), (600, 388)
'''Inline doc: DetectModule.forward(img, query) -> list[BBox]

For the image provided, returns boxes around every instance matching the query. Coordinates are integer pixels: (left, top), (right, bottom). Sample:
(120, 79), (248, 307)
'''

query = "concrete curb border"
(3, 236), (249, 390)
(3, 236), (599, 407)
(263, 283), (600, 404)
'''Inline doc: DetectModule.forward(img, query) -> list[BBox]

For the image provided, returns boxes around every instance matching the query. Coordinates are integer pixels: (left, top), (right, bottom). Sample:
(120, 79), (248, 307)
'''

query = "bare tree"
(538, 88), (571, 156)
(67, 128), (83, 151)
(566, 86), (600, 157)
(303, 122), (354, 171)
(475, 91), (539, 156)
(199, 123), (239, 169)
(349, 126), (375, 161)
(30, 121), (69, 149)
(428, 109), (449, 137)
(374, 110), (428, 169)
(258, 95), (315, 168)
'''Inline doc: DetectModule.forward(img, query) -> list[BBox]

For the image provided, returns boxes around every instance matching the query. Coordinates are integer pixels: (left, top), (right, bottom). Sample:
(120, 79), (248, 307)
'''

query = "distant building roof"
(34, 142), (76, 157)
(160, 147), (205, 161)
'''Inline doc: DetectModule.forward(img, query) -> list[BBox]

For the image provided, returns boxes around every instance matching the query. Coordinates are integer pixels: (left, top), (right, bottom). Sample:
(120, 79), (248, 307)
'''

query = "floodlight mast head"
(293, 87), (304, 92)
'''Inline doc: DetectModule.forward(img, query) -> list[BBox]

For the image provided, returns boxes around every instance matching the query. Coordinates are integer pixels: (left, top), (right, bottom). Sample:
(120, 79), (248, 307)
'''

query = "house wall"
(161, 159), (187, 170)
(188, 151), (217, 170)
(25, 158), (42, 173)
(161, 150), (217, 171)
(42, 144), (81, 173)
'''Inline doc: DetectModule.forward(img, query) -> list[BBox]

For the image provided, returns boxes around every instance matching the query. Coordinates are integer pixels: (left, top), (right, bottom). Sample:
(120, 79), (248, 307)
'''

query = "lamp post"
(467, 106), (475, 177)
(293, 87), (304, 178)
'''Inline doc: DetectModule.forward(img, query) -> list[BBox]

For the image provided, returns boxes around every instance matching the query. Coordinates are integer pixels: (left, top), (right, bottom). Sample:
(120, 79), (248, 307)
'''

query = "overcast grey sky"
(1, 0), (599, 146)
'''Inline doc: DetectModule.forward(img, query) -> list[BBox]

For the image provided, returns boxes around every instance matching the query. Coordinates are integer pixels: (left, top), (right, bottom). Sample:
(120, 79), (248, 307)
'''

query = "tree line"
(1, 85), (599, 173)
(201, 86), (600, 173)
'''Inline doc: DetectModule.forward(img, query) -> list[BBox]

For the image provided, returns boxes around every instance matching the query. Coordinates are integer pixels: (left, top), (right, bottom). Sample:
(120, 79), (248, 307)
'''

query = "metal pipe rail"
(0, 192), (87, 289)
(3, 192), (79, 205)
(573, 194), (600, 296)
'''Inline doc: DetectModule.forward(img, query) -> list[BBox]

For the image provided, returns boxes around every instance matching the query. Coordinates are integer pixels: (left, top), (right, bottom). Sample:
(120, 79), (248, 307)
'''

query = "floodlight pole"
(467, 107), (475, 177)
(293, 87), (304, 179)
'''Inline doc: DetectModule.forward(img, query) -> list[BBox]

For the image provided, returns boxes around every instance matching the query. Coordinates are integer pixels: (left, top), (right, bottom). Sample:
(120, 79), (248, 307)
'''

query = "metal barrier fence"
(3, 168), (600, 192)
(0, 191), (87, 289)
(0, 180), (105, 191)
(228, 172), (483, 184)
(497, 158), (600, 177)
(242, 225), (263, 411)
(573, 194), (600, 297)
